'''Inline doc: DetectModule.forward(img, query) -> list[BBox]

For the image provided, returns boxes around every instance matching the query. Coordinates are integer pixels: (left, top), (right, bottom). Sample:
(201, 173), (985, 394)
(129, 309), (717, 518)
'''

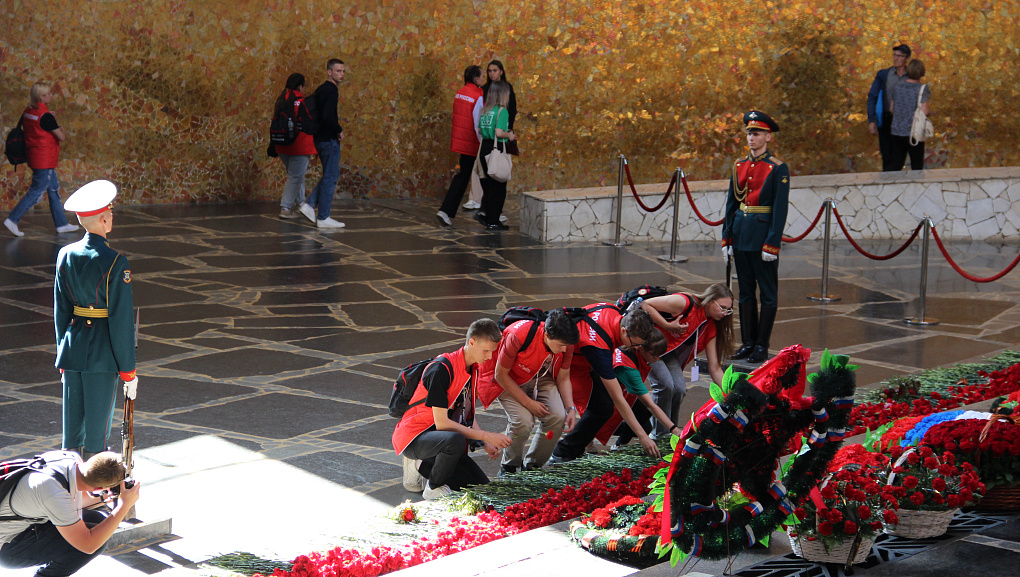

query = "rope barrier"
(781, 204), (826, 244)
(623, 163), (675, 212)
(832, 206), (923, 261)
(679, 174), (724, 226)
(930, 225), (1020, 283)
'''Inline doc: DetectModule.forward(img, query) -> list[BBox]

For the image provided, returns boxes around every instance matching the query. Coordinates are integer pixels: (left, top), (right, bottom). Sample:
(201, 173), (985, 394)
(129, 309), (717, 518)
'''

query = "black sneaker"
(497, 464), (518, 478)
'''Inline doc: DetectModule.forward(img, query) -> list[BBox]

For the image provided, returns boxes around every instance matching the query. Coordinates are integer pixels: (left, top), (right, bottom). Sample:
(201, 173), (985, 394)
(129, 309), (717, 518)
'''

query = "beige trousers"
(497, 373), (566, 469)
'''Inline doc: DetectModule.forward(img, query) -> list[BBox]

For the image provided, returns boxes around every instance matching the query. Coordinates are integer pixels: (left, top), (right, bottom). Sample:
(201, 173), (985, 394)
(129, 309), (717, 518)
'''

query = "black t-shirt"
(423, 358), (473, 426)
(40, 113), (59, 132)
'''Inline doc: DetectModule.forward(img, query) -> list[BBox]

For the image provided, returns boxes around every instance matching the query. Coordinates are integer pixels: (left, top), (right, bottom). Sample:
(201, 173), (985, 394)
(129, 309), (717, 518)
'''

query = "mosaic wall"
(1, 0), (1018, 207)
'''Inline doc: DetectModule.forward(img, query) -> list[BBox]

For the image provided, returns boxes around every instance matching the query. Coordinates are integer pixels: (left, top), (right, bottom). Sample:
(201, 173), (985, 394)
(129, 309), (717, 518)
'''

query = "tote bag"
(909, 85), (934, 146)
(484, 109), (513, 182)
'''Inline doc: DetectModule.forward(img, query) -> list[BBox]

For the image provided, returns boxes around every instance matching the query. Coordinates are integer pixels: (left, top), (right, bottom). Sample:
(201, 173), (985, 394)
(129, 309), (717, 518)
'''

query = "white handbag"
(484, 108), (513, 182)
(909, 84), (934, 146)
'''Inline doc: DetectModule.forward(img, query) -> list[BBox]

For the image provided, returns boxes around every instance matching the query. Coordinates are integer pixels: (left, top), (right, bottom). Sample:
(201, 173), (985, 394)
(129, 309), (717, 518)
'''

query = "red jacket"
(477, 320), (571, 407)
(23, 103), (60, 169)
(392, 348), (475, 455)
(449, 83), (483, 156)
(569, 303), (624, 413)
(275, 90), (317, 156)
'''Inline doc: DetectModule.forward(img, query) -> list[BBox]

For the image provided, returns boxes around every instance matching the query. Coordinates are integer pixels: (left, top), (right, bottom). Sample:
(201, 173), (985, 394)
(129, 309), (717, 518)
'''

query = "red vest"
(661, 296), (717, 367)
(569, 303), (623, 412)
(477, 320), (568, 407)
(449, 83), (483, 156)
(392, 348), (475, 455)
(23, 104), (60, 169)
(275, 90), (317, 156)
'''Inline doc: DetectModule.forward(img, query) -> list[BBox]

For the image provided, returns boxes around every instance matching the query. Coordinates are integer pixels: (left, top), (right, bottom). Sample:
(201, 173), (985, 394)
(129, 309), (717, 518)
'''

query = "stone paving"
(0, 198), (1018, 576)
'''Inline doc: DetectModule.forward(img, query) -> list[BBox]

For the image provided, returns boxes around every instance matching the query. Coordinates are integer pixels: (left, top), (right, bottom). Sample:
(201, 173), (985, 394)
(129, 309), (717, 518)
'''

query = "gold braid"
(731, 158), (750, 203)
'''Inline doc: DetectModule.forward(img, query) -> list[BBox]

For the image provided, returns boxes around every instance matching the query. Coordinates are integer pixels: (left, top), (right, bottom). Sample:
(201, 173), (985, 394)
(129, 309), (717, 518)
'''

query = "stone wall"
(520, 167), (1020, 243)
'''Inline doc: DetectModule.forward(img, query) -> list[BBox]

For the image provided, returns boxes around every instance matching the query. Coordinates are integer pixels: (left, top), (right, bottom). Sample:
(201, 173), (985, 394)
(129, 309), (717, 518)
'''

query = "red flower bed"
(258, 464), (665, 577)
(849, 363), (1020, 436)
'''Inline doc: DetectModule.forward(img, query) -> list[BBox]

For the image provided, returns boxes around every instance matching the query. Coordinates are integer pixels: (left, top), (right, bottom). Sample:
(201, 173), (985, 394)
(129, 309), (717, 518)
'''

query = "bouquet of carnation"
(788, 445), (898, 553)
(886, 445), (984, 512)
(568, 496), (660, 566)
(388, 500), (422, 524)
(922, 417), (1020, 491)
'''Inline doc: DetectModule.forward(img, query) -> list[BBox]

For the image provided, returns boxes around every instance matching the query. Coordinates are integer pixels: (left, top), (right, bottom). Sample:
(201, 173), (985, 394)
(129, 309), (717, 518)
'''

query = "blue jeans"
(310, 139), (340, 220)
(278, 154), (311, 209)
(8, 168), (70, 227)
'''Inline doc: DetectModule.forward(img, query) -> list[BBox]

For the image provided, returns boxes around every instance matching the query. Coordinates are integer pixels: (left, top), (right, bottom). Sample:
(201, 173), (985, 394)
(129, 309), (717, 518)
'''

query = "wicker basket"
(788, 530), (873, 564)
(975, 484), (1020, 512)
(884, 508), (957, 538)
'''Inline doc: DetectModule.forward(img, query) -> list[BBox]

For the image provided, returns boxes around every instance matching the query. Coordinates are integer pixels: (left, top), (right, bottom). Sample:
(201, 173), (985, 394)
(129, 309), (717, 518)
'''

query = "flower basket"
(883, 508), (957, 538)
(974, 483), (1020, 512)
(788, 529), (873, 564)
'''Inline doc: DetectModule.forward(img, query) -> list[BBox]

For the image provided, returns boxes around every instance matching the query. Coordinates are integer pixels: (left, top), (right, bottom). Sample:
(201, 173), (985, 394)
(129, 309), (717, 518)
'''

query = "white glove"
(762, 251), (778, 262)
(123, 378), (138, 400)
(722, 246), (733, 263)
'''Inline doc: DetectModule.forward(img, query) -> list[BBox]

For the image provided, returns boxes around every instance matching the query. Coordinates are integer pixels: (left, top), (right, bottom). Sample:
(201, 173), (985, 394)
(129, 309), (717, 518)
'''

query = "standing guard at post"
(721, 111), (789, 364)
(55, 180), (138, 460)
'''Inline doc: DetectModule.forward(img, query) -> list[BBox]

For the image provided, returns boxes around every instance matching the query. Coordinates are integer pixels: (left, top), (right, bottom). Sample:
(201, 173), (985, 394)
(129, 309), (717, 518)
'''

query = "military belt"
(739, 203), (772, 214)
(73, 306), (109, 318)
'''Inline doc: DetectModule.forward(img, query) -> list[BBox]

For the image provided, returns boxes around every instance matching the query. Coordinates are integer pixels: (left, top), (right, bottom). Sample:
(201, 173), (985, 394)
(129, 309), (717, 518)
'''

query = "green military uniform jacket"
(54, 233), (136, 380)
(721, 150), (790, 256)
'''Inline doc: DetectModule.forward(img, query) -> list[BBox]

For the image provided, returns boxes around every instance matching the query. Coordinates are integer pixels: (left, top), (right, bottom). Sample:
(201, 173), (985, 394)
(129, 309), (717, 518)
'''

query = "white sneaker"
(56, 224), (80, 234)
(316, 217), (345, 229)
(422, 481), (453, 500)
(499, 214), (508, 223)
(402, 456), (425, 491)
(298, 203), (316, 223)
(462, 200), (480, 210)
(436, 210), (452, 227)
(3, 218), (24, 237)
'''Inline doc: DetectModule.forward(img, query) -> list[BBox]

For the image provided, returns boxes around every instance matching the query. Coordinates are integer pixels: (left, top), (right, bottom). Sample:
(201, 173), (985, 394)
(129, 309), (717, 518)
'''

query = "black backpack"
(0, 456), (71, 522)
(269, 105), (298, 146)
(497, 305), (618, 352)
(4, 118), (27, 168)
(388, 356), (453, 418)
(298, 91), (319, 135)
(616, 285), (671, 312)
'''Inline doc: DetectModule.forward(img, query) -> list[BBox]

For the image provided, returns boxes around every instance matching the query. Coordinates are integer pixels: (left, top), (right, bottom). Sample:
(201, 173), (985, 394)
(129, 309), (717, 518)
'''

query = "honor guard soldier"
(54, 180), (138, 460)
(721, 111), (790, 364)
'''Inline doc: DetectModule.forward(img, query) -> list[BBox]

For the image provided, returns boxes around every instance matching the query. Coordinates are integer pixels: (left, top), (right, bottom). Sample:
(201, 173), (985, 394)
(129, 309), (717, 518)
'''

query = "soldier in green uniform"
(721, 111), (789, 364)
(54, 180), (138, 460)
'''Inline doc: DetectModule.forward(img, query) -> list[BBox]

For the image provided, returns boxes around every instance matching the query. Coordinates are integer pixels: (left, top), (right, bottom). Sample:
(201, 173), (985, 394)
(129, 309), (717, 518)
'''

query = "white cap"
(64, 180), (118, 216)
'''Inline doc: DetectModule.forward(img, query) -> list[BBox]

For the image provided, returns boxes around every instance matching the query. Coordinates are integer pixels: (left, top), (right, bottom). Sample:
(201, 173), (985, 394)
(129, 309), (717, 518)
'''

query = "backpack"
(4, 118), (27, 168)
(497, 304), (619, 352)
(616, 285), (671, 312)
(388, 356), (454, 418)
(298, 91), (319, 136)
(0, 456), (70, 522)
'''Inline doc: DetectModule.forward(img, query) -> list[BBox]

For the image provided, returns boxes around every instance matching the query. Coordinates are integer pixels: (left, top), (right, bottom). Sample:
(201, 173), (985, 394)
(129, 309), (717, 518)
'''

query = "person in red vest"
(477, 308), (580, 476)
(392, 319), (511, 499)
(548, 305), (659, 463)
(5, 82), (79, 237)
(436, 65), (485, 227)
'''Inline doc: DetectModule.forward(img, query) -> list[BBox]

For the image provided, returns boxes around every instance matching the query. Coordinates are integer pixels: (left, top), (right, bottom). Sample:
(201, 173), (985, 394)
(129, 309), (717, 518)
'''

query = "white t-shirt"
(0, 451), (82, 544)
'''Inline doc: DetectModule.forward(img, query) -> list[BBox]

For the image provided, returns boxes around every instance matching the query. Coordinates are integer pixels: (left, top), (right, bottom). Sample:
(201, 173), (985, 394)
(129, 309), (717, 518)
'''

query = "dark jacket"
(313, 81), (343, 142)
(867, 67), (892, 126)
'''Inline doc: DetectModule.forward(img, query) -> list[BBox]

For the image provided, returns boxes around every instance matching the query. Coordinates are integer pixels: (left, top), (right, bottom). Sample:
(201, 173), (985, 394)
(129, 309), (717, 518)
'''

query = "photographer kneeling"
(0, 451), (140, 576)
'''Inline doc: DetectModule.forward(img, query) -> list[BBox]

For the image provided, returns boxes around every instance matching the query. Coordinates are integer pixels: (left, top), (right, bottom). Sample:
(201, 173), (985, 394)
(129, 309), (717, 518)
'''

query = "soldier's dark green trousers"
(62, 370), (118, 453)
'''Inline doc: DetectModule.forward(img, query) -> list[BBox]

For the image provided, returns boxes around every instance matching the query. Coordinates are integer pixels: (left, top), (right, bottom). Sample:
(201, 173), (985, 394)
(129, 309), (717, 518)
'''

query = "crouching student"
(477, 308), (580, 476)
(392, 319), (512, 499)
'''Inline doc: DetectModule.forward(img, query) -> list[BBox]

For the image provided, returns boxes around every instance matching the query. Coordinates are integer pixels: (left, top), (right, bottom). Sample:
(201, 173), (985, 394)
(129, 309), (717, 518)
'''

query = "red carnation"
(910, 492), (926, 506)
(923, 457), (940, 469)
(902, 475), (920, 489)
(818, 521), (834, 535)
(931, 477), (947, 492)
(857, 505), (872, 520)
(794, 507), (807, 520)
(918, 446), (934, 458)
(907, 452), (920, 464)
(546, 430), (554, 440)
(843, 521), (858, 535)
(402, 509), (415, 522)
(883, 509), (899, 525)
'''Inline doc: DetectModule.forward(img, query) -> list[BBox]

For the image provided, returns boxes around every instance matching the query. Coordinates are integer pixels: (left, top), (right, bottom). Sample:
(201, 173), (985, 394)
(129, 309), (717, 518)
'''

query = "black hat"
(743, 110), (780, 133)
(893, 44), (912, 57)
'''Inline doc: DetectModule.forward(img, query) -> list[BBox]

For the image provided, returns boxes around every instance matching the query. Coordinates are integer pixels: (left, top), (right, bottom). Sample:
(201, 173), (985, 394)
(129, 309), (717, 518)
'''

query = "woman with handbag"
(475, 81), (516, 231)
(272, 73), (317, 220)
(888, 60), (931, 171)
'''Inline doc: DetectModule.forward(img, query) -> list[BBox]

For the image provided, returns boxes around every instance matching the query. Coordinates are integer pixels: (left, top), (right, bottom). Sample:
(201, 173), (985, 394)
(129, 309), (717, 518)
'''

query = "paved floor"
(1, 198), (1018, 576)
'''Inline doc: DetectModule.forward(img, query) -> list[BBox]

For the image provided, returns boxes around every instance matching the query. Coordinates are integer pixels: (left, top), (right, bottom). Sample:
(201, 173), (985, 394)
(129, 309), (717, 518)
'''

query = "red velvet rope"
(930, 225), (1020, 283)
(781, 203), (826, 244)
(832, 206), (923, 260)
(623, 163), (675, 212)
(680, 173), (724, 226)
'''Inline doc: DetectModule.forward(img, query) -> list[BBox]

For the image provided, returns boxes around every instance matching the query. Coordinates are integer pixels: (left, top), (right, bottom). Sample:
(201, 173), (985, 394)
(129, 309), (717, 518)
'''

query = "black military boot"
(748, 306), (777, 363)
(731, 300), (758, 360)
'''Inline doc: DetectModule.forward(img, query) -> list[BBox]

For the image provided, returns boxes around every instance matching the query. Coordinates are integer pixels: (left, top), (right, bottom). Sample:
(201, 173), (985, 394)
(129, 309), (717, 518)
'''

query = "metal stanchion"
(658, 168), (689, 263)
(807, 199), (841, 302)
(603, 154), (632, 247)
(905, 216), (939, 326)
